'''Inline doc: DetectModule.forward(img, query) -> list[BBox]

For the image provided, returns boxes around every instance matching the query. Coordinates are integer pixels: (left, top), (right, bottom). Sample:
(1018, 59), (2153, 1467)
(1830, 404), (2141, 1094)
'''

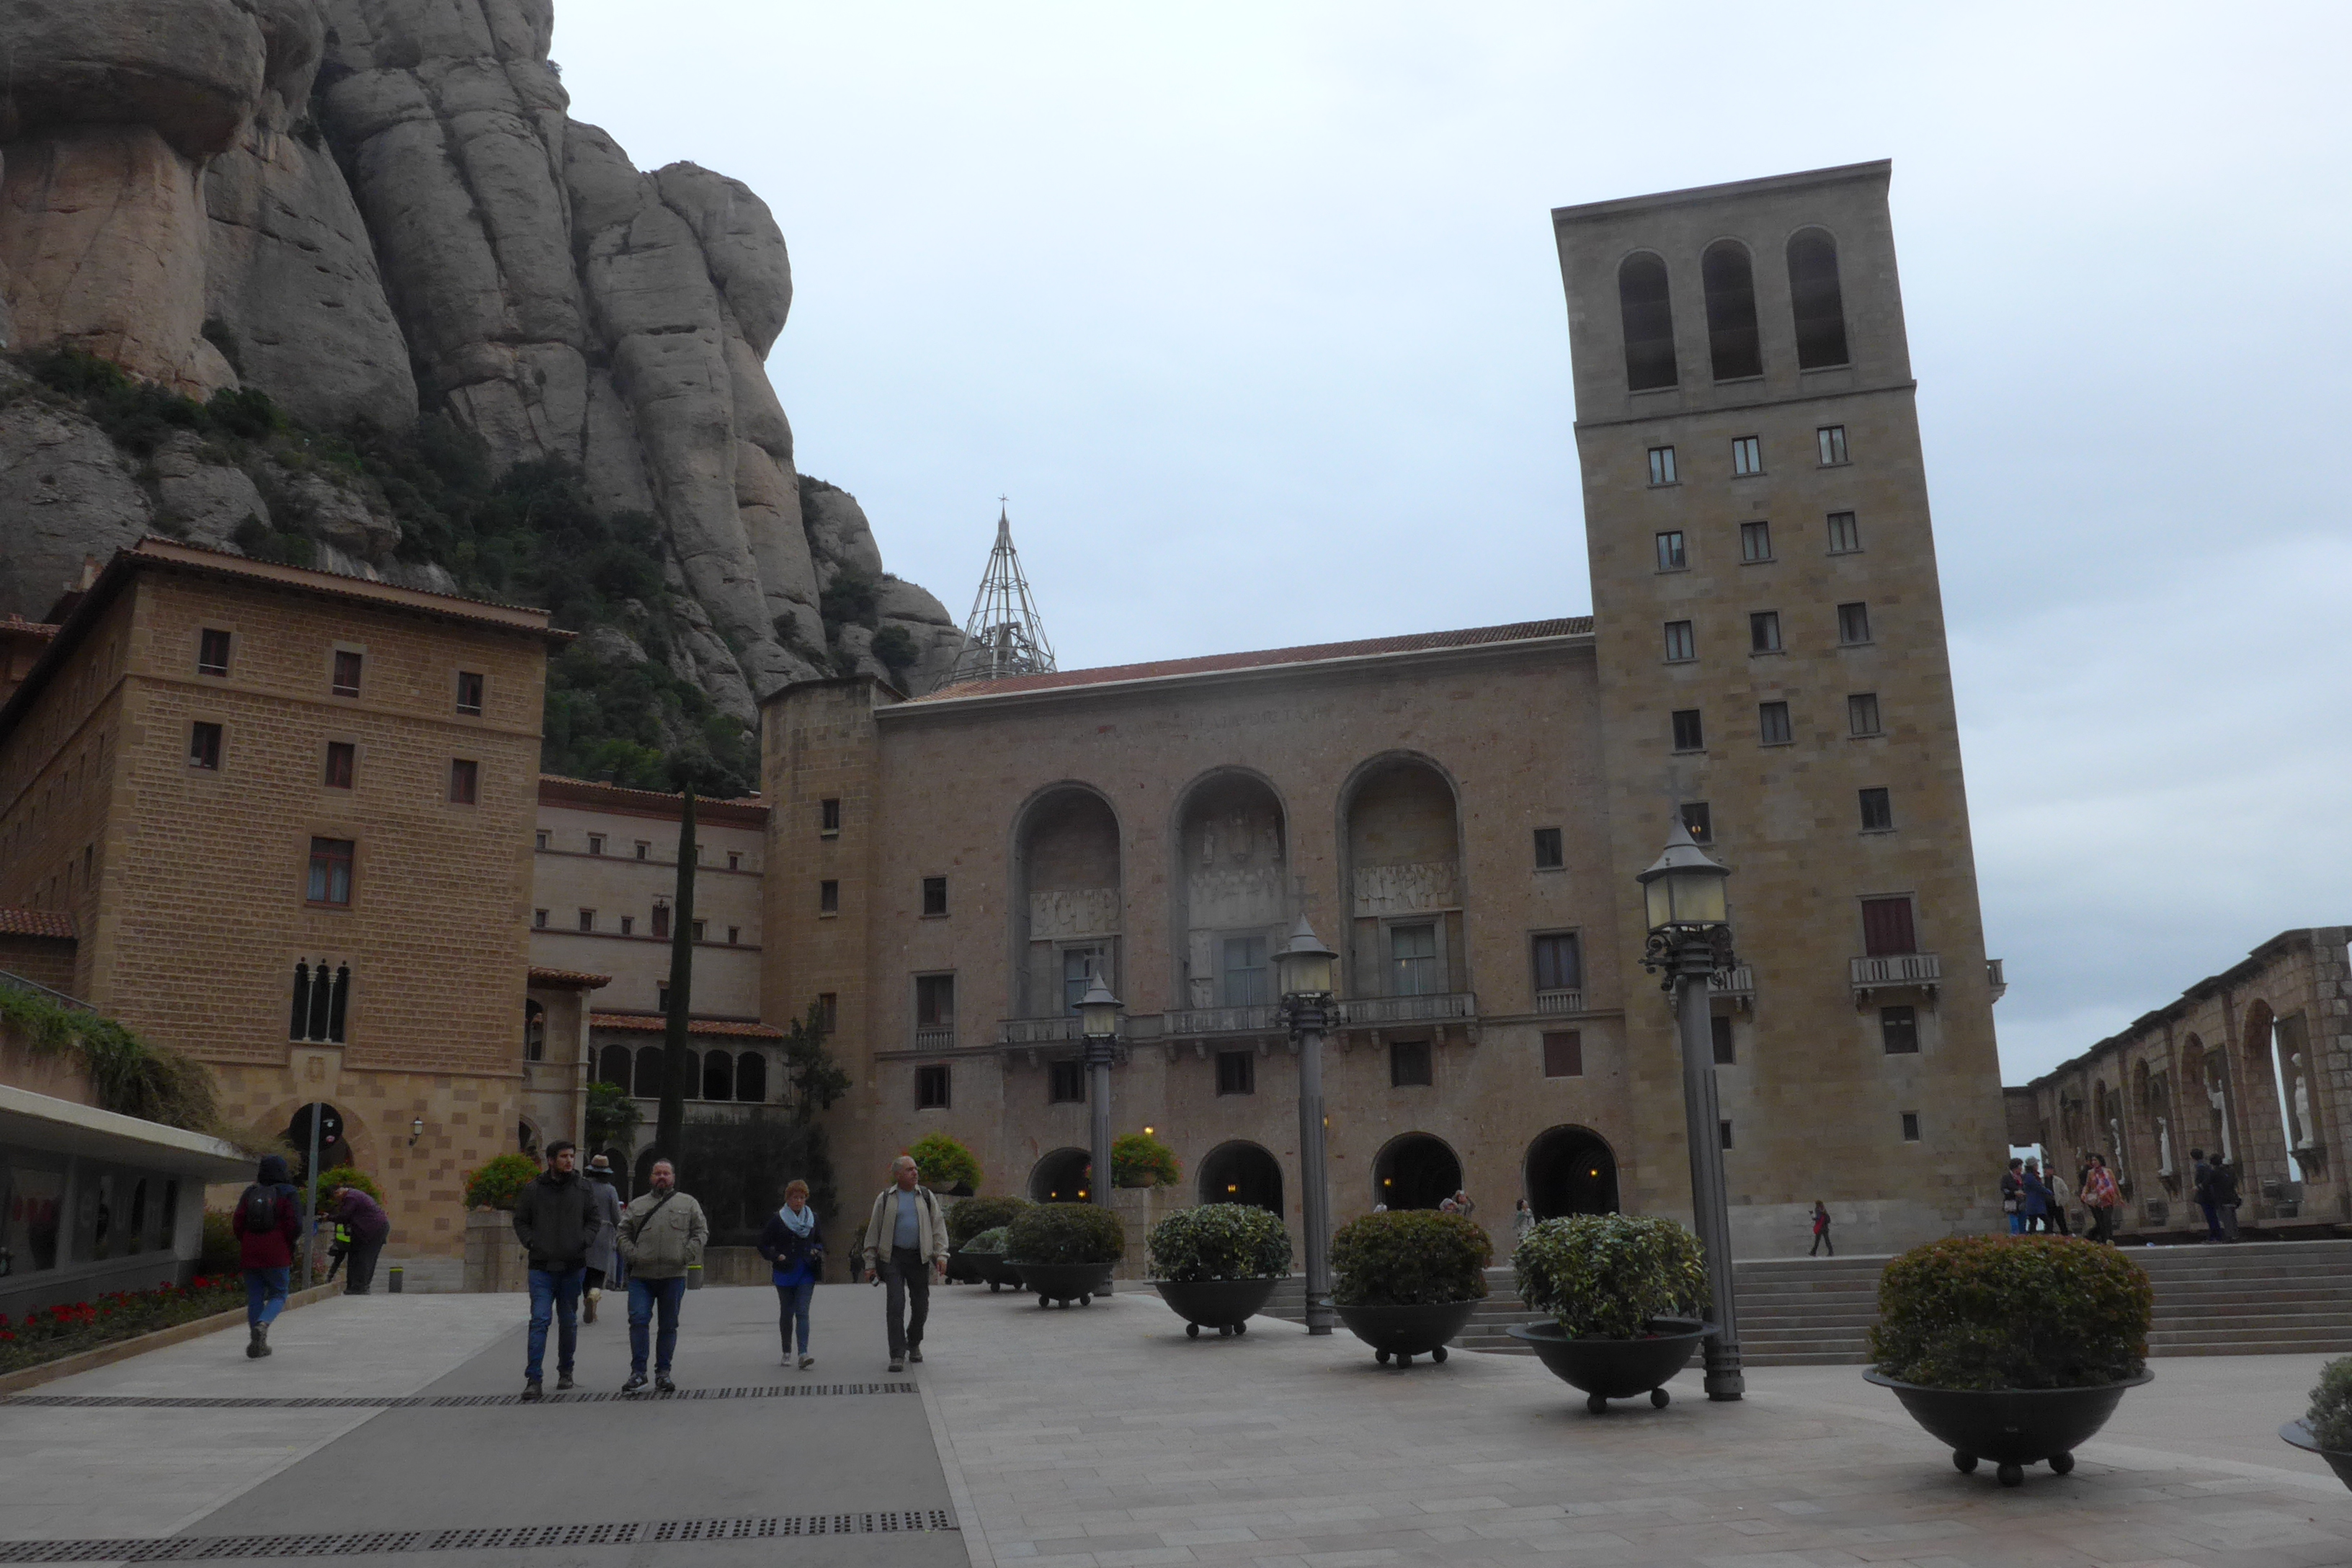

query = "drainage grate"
(0, 1509), (956, 1561)
(1, 1381), (917, 1411)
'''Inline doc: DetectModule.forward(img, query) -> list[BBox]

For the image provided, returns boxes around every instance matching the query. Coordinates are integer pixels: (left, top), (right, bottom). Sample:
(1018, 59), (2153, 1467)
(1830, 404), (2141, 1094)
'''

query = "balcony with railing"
(914, 1024), (956, 1052)
(1164, 1002), (1283, 1038)
(1533, 988), (1583, 1016)
(1987, 957), (2008, 1003)
(1340, 992), (1478, 1028)
(1850, 953), (1941, 1004)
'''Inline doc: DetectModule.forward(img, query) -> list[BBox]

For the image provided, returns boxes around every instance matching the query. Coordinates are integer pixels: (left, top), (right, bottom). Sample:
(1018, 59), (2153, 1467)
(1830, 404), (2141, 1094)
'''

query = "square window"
(188, 721), (222, 770)
(587, 834), (605, 856)
(1671, 708), (1704, 752)
(1216, 1050), (1255, 1095)
(820, 798), (842, 834)
(1749, 611), (1781, 653)
(691, 919), (706, 942)
(533, 908), (548, 929)
(1862, 897), (1917, 957)
(1740, 520), (1772, 562)
(1818, 425), (1849, 466)
(448, 758), (478, 805)
(1902, 1111), (1921, 1141)
(916, 1064), (951, 1110)
(727, 852), (741, 872)
(922, 876), (948, 917)
(819, 879), (839, 914)
(1532, 932), (1582, 993)
(1712, 1013), (1736, 1064)
(1731, 436), (1762, 476)
(455, 671), (484, 715)
(1680, 801), (1712, 842)
(1532, 826), (1563, 870)
(1758, 701), (1792, 745)
(1647, 445), (1678, 486)
(578, 908), (595, 932)
(1881, 1005), (1920, 1054)
(1064, 945), (1110, 1011)
(1719, 1120), (1734, 1149)
(1541, 1030), (1582, 1077)
(726, 925), (740, 945)
(818, 993), (838, 1033)
(1389, 1040), (1433, 1088)
(1848, 692), (1881, 736)
(652, 904), (671, 939)
(1859, 787), (1894, 832)
(1838, 601), (1872, 644)
(534, 829), (548, 850)
(331, 649), (362, 697)
(197, 628), (231, 676)
(307, 837), (354, 906)
(1827, 512), (1861, 553)
(619, 915), (634, 936)
(915, 973), (955, 1028)
(1654, 530), (1686, 571)
(1662, 620), (1696, 662)
(1049, 1059), (1087, 1104)
(631, 842), (647, 860)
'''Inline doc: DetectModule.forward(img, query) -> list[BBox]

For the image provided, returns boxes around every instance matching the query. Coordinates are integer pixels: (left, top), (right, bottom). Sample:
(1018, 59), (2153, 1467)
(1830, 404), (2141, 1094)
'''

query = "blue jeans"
(244, 1266), (290, 1328)
(2005, 1211), (2024, 1235)
(628, 1275), (687, 1376)
(775, 1275), (814, 1355)
(527, 1266), (585, 1382)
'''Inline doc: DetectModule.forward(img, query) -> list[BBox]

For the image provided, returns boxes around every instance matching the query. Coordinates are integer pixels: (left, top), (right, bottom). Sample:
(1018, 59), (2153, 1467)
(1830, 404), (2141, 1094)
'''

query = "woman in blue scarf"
(757, 1180), (825, 1368)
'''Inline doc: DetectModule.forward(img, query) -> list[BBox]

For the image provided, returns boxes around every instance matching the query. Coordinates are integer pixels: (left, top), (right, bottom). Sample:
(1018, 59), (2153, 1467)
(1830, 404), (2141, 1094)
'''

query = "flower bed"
(0, 1274), (246, 1374)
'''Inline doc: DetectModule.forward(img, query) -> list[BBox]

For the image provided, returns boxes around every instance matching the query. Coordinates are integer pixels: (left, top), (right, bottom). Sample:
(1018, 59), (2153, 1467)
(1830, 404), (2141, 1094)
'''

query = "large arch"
(1011, 785), (1123, 1022)
(736, 1051), (768, 1102)
(1372, 1131), (1461, 1211)
(1786, 226), (1850, 369)
(523, 999), (546, 1062)
(1198, 1140), (1284, 1216)
(633, 1045), (664, 1098)
(1029, 1146), (1093, 1203)
(701, 1048), (733, 1102)
(1340, 754), (1464, 1000)
(1523, 1125), (1619, 1221)
(1171, 770), (1289, 1012)
(1617, 250), (1678, 391)
(596, 1043), (631, 1088)
(1701, 239), (1762, 380)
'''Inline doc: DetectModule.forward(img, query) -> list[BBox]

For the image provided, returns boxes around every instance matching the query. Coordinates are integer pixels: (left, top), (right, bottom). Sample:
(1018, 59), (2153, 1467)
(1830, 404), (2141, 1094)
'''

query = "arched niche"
(1030, 1146), (1093, 1203)
(1012, 786), (1122, 1020)
(703, 1048), (734, 1102)
(1524, 1126), (1619, 1221)
(1172, 771), (1288, 1012)
(1198, 1140), (1284, 1216)
(597, 1043), (632, 1089)
(1342, 756), (1463, 999)
(1617, 251), (1677, 391)
(2184, 1033), (2233, 1163)
(633, 1045), (664, 1097)
(1701, 239), (1762, 380)
(523, 999), (546, 1061)
(737, 1051), (768, 1102)
(1786, 227), (1850, 369)
(1372, 1131), (1461, 1211)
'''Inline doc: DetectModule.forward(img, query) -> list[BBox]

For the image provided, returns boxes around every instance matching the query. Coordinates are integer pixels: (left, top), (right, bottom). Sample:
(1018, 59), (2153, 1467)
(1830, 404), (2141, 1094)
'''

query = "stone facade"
(2008, 928), (2352, 1234)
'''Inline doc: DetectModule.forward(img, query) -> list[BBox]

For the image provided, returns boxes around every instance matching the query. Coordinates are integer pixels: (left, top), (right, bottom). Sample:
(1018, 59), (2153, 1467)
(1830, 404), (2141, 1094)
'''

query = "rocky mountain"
(0, 0), (964, 739)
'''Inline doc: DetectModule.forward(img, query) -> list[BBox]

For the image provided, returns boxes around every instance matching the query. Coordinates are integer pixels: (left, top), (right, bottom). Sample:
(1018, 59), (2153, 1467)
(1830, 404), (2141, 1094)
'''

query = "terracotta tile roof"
(0, 906), (76, 940)
(528, 965), (612, 989)
(538, 775), (767, 827)
(0, 616), (58, 638)
(910, 616), (1595, 703)
(589, 1012), (785, 1039)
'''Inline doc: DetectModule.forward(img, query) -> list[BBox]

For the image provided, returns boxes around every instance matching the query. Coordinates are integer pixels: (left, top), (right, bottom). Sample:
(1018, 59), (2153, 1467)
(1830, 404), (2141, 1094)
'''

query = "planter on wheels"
(1013, 1260), (1113, 1307)
(1334, 1299), (1479, 1368)
(974, 1254), (1023, 1293)
(2279, 1422), (2352, 1491)
(1153, 1276), (1280, 1338)
(1864, 1368), (2153, 1487)
(1506, 1317), (1712, 1413)
(945, 1247), (986, 1286)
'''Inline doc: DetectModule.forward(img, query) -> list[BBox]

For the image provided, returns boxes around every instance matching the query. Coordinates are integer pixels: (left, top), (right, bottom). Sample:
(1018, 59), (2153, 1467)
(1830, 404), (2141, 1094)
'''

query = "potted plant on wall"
(1505, 1213), (1712, 1413)
(1148, 1203), (1293, 1337)
(2279, 1355), (2352, 1489)
(1006, 1202), (1126, 1307)
(946, 1195), (1031, 1284)
(1329, 1209), (1489, 1368)
(1865, 1235), (2154, 1487)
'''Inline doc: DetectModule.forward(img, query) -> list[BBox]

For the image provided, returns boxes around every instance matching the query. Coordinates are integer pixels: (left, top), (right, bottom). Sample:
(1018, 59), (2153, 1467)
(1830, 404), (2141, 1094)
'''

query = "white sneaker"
(798, 1355), (814, 1370)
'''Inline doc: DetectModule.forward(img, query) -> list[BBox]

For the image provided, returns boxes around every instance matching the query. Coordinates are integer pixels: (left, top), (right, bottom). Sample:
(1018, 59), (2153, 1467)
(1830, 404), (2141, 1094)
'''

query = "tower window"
(652, 904), (670, 938)
(1848, 693), (1881, 736)
(322, 741), (355, 789)
(1749, 612), (1781, 654)
(1711, 1014), (1735, 1065)
(1902, 1111), (1921, 1141)
(635, 842), (650, 860)
(1787, 227), (1851, 369)
(727, 852), (741, 871)
(1859, 788), (1894, 832)
(620, 916), (634, 936)
(915, 973), (956, 1028)
(587, 834), (605, 855)
(1701, 239), (1763, 380)
(1216, 1050), (1255, 1095)
(1838, 602), (1872, 645)
(1758, 701), (1792, 746)
(1049, 1059), (1086, 1103)
(1389, 1041), (1433, 1088)
(1663, 620), (1696, 662)
(1882, 1006), (1920, 1055)
(307, 838), (355, 906)
(1531, 932), (1582, 993)
(1827, 512), (1861, 553)
(1655, 530), (1686, 571)
(1671, 709), (1704, 752)
(1719, 1120), (1734, 1150)
(197, 628), (231, 677)
(448, 758), (478, 805)
(1740, 521), (1772, 562)
(1647, 445), (1677, 486)
(727, 925), (740, 945)
(188, 721), (222, 770)
(820, 798), (841, 835)
(533, 909), (548, 929)
(1542, 1030), (1582, 1077)
(534, 829), (548, 850)
(1732, 436), (1763, 476)
(817, 993), (837, 1032)
(915, 1064), (951, 1110)
(331, 650), (362, 698)
(691, 919), (706, 942)
(819, 880), (839, 914)
(578, 909), (594, 932)
(455, 671), (484, 715)
(1618, 251), (1678, 391)
(1817, 425), (1850, 466)
(922, 876), (948, 917)
(1680, 801), (1712, 843)
(1532, 827), (1564, 870)
(1861, 897), (1917, 957)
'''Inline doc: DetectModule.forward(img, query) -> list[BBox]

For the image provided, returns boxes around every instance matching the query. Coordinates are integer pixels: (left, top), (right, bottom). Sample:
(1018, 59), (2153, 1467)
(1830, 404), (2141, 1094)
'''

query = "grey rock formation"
(149, 434), (269, 547)
(0, 401), (152, 613)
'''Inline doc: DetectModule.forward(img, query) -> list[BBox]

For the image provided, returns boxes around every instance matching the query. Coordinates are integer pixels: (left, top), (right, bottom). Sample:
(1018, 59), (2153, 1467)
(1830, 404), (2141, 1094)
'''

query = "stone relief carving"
(1029, 888), (1119, 941)
(1189, 866), (1284, 931)
(1353, 862), (1459, 917)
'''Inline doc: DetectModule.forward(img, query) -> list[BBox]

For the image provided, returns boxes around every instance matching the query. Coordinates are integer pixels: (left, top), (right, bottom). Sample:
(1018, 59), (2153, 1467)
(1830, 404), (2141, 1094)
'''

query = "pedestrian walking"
(1440, 1189), (1476, 1218)
(582, 1154), (624, 1324)
(2191, 1148), (2222, 1242)
(231, 1154), (302, 1358)
(2081, 1153), (2120, 1243)
(2021, 1160), (2053, 1234)
(1809, 1200), (1834, 1256)
(2046, 1165), (2074, 1237)
(1510, 1198), (1535, 1248)
(758, 1178), (826, 1368)
(512, 1141), (597, 1400)
(2210, 1154), (2242, 1242)
(2000, 1157), (2026, 1235)
(324, 1184), (390, 1293)
(860, 1155), (947, 1374)
(618, 1158), (708, 1394)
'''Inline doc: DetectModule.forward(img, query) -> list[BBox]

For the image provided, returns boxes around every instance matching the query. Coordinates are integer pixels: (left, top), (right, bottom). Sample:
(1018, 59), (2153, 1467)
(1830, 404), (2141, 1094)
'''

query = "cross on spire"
(947, 501), (1056, 685)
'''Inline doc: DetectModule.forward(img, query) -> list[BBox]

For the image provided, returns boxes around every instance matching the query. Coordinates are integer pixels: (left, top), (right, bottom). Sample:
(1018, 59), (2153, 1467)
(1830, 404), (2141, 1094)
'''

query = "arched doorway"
(1198, 1141), (1283, 1215)
(285, 1102), (347, 1177)
(1524, 1126), (1619, 1220)
(1030, 1147), (1092, 1203)
(1372, 1132), (1460, 1211)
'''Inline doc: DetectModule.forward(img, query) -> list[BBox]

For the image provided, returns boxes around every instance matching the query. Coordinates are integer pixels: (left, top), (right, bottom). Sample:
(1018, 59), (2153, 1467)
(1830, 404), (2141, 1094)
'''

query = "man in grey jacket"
(618, 1159), (708, 1394)
(862, 1154), (948, 1373)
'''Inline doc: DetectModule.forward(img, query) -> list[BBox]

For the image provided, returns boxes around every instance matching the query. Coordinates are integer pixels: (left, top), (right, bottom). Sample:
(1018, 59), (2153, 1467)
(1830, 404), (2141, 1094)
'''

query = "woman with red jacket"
(231, 1154), (303, 1358)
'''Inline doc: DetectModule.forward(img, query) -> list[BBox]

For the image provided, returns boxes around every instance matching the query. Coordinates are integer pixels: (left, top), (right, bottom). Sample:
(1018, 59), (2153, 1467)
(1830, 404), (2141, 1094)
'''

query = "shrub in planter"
(1148, 1204), (1292, 1281)
(1112, 1131), (1181, 1188)
(963, 1226), (1011, 1255)
(1868, 1234), (2151, 1391)
(2307, 1357), (2352, 1451)
(1513, 1214), (1706, 1337)
(948, 1195), (1032, 1250)
(462, 1152), (541, 1211)
(1006, 1202), (1126, 1266)
(906, 1132), (981, 1195)
(312, 1165), (382, 1214)
(1329, 1210), (1489, 1306)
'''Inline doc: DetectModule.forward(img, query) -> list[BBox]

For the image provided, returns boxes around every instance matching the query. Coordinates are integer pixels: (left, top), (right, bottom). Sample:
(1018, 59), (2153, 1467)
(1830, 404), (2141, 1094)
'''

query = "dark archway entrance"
(1198, 1141), (1283, 1216)
(1525, 1125), (1619, 1220)
(1372, 1133), (1461, 1211)
(1029, 1147), (1092, 1203)
(285, 1102), (347, 1179)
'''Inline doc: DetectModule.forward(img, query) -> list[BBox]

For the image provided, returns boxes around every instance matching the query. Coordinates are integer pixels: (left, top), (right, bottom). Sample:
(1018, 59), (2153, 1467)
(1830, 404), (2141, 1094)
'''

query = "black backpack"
(240, 1183), (282, 1233)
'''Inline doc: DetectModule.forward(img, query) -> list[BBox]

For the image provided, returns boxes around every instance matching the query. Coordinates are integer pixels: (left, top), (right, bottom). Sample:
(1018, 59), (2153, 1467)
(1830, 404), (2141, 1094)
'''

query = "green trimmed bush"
(1512, 1213), (1706, 1339)
(1112, 1131), (1181, 1188)
(2306, 1357), (2352, 1451)
(1329, 1210), (1490, 1306)
(200, 1210), (239, 1273)
(948, 1195), (1032, 1250)
(963, 1226), (1011, 1255)
(1148, 1204), (1293, 1282)
(906, 1132), (981, 1195)
(1867, 1234), (2152, 1390)
(462, 1152), (542, 1211)
(1006, 1201), (1127, 1267)
(313, 1165), (382, 1215)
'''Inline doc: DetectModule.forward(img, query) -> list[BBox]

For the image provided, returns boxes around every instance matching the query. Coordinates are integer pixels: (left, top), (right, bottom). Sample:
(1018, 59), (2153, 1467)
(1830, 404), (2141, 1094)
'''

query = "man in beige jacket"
(618, 1159), (708, 1394)
(861, 1155), (948, 1373)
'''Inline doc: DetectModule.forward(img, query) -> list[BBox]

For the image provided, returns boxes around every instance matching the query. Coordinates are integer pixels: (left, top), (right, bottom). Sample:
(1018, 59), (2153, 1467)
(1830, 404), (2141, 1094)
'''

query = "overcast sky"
(553, 3), (2351, 1087)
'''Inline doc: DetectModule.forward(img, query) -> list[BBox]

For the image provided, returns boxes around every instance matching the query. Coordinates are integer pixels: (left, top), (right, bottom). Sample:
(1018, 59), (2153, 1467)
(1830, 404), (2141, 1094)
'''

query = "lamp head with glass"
(1637, 816), (1731, 932)
(1273, 914), (1338, 999)
(1077, 974), (1123, 1041)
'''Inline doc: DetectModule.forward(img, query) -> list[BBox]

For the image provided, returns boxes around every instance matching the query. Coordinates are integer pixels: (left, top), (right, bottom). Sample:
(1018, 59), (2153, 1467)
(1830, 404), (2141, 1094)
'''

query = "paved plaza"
(3, 1281), (2350, 1567)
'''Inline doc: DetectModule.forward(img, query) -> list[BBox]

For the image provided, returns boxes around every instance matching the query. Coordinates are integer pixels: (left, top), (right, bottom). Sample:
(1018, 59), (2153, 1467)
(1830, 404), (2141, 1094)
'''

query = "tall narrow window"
(915, 1064), (951, 1110)
(197, 628), (231, 677)
(1817, 425), (1849, 466)
(289, 961), (349, 1043)
(1901, 1111), (1922, 1141)
(922, 876), (948, 917)
(1532, 827), (1564, 869)
(652, 904), (670, 938)
(1848, 693), (1881, 736)
(818, 993), (838, 1033)
(1720, 1121), (1734, 1150)
(1859, 788), (1894, 832)
(691, 919), (707, 942)
(448, 758), (478, 804)
(1838, 602), (1872, 645)
(1861, 897), (1917, 957)
(533, 909), (548, 929)
(288, 961), (312, 1039)
(1827, 512), (1861, 553)
(620, 916), (635, 936)
(1655, 530), (1686, 571)
(455, 672), (484, 715)
(324, 742), (355, 789)
(1701, 239), (1763, 379)
(1389, 923), (1440, 996)
(188, 721), (222, 770)
(1531, 932), (1582, 994)
(915, 974), (956, 1037)
(1647, 445), (1678, 486)
(1049, 1060), (1086, 1104)
(1680, 801), (1712, 842)
(1663, 620), (1696, 662)
(307, 838), (354, 906)
(1882, 1007), (1920, 1055)
(1618, 251), (1678, 391)
(578, 909), (595, 932)
(587, 834), (605, 855)
(331, 650), (362, 698)
(1671, 708), (1704, 752)
(535, 829), (548, 850)
(1222, 935), (1268, 1006)
(1711, 1014), (1736, 1065)
(1731, 436), (1763, 476)
(1749, 612), (1782, 654)
(1542, 1031), (1583, 1077)
(820, 798), (841, 834)
(1740, 520), (1772, 562)
(727, 852), (741, 871)
(1787, 227), (1851, 368)
(819, 879), (839, 914)
(1758, 701), (1792, 745)
(1062, 946), (1106, 1012)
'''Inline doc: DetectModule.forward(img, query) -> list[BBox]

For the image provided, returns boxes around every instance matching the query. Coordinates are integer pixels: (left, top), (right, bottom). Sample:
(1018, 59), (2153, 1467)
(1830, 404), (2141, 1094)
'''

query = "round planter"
(1012, 1260), (1113, 1307)
(1333, 1299), (1480, 1368)
(1153, 1276), (1280, 1338)
(973, 1253), (1023, 1293)
(945, 1247), (986, 1285)
(2278, 1421), (2352, 1491)
(1506, 1317), (1712, 1413)
(1864, 1368), (2153, 1486)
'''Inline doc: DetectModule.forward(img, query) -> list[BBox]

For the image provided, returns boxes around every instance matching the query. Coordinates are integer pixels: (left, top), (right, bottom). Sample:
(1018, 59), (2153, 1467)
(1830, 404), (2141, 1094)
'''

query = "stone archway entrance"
(1198, 1141), (1283, 1215)
(1524, 1125), (1619, 1220)
(1372, 1132), (1461, 1211)
(1029, 1147), (1092, 1203)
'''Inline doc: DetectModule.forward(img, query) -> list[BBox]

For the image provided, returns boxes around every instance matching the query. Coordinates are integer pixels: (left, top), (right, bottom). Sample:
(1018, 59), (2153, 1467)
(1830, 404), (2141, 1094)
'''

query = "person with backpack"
(617, 1158), (709, 1394)
(511, 1141), (597, 1401)
(860, 1154), (947, 1374)
(231, 1154), (303, 1358)
(324, 1185), (390, 1294)
(757, 1178), (826, 1368)
(1809, 1200), (1833, 1257)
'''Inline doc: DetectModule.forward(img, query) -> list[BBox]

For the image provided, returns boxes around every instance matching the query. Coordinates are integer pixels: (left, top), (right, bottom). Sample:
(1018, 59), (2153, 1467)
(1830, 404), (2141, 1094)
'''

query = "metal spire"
(947, 502), (1056, 684)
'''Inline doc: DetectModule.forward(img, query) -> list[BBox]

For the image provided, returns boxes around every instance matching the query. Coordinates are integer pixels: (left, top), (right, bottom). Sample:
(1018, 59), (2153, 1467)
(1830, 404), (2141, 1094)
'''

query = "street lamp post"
(1077, 974), (1123, 1211)
(1275, 915), (1340, 1335)
(1636, 816), (1745, 1401)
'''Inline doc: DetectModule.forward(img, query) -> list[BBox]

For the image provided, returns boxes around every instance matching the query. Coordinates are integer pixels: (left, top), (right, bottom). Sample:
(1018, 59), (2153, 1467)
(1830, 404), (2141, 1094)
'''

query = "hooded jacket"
(232, 1155), (303, 1270)
(512, 1167), (597, 1271)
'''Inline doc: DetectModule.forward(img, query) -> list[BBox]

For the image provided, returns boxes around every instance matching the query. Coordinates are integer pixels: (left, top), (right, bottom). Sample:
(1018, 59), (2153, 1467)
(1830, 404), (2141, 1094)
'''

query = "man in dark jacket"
(2191, 1148), (2221, 1242)
(231, 1154), (303, 1358)
(326, 1185), (391, 1294)
(512, 1142), (595, 1399)
(2210, 1156), (2243, 1241)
